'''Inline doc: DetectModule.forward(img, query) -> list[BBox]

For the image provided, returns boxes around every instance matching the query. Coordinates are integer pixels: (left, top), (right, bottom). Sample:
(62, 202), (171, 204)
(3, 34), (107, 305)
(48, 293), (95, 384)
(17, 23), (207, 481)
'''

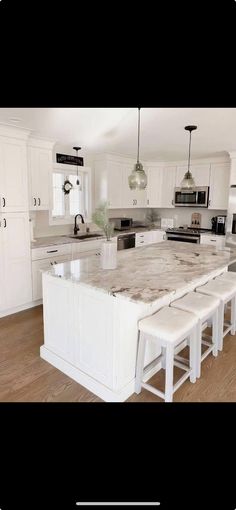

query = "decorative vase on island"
(101, 240), (117, 269)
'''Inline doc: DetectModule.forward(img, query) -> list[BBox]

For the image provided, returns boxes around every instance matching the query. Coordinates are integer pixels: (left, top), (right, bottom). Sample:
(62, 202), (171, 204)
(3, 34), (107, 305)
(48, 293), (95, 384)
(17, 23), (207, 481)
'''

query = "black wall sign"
(56, 153), (84, 166)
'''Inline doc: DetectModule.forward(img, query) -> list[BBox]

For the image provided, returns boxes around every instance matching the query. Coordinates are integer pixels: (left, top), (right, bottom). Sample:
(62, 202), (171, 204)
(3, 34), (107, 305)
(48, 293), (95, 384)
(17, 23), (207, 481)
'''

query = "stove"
(165, 227), (211, 244)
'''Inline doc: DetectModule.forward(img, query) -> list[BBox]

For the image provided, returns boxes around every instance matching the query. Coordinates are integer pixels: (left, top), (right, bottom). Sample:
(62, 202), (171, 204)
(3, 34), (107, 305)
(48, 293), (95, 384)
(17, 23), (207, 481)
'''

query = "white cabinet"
(0, 212), (32, 312)
(107, 161), (124, 208)
(72, 239), (103, 259)
(0, 137), (28, 212)
(32, 254), (72, 301)
(208, 163), (230, 210)
(176, 165), (210, 187)
(160, 166), (176, 208)
(151, 230), (166, 243)
(146, 167), (162, 207)
(200, 234), (225, 249)
(28, 141), (54, 210)
(135, 230), (166, 247)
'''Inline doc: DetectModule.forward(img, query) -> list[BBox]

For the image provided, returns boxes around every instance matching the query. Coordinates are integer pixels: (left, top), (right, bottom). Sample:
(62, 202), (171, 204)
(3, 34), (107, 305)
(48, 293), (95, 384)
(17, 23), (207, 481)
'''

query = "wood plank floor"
(1, 305), (236, 402)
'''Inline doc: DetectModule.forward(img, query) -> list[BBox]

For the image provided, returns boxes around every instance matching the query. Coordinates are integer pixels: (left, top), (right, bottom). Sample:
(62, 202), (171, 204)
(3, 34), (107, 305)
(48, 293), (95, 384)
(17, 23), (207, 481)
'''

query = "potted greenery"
(92, 202), (117, 269)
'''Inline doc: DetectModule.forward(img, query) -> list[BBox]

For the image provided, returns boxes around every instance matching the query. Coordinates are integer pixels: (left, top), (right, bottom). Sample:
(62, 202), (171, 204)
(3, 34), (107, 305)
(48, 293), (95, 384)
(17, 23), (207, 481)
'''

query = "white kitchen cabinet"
(208, 163), (230, 210)
(135, 230), (166, 247)
(107, 161), (124, 208)
(72, 239), (103, 259)
(0, 137), (28, 212)
(151, 230), (166, 243)
(28, 141), (54, 210)
(146, 167), (162, 207)
(160, 166), (176, 208)
(32, 254), (72, 301)
(200, 234), (225, 249)
(0, 212), (32, 312)
(176, 165), (210, 187)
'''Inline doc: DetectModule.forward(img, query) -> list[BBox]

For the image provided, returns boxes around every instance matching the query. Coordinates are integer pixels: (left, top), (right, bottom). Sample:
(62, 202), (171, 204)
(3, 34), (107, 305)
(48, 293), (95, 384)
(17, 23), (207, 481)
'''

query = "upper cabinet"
(176, 164), (211, 187)
(146, 167), (162, 207)
(160, 166), (176, 208)
(0, 136), (29, 212)
(208, 163), (230, 210)
(94, 156), (147, 209)
(28, 138), (54, 211)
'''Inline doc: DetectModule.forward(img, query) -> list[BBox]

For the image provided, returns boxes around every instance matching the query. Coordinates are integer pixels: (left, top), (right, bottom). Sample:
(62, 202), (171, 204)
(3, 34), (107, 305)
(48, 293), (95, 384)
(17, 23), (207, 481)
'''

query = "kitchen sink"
(68, 233), (103, 240)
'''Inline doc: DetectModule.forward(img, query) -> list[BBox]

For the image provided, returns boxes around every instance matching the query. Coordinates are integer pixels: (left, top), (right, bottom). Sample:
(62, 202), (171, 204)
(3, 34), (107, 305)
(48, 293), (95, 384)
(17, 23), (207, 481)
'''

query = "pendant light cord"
(137, 107), (141, 163)
(187, 130), (192, 175)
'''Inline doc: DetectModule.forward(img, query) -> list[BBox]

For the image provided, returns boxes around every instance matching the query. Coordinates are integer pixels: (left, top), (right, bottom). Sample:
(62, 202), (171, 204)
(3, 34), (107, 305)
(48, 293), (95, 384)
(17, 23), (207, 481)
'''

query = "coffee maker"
(211, 215), (227, 235)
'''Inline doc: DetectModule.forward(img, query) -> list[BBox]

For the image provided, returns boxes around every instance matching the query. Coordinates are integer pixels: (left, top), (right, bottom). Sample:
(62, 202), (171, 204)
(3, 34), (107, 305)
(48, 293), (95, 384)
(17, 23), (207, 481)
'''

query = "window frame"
(49, 163), (92, 226)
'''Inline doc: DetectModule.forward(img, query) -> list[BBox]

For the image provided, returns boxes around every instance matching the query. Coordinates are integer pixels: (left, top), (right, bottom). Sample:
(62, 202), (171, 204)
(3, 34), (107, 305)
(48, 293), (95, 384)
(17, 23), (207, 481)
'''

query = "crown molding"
(0, 123), (31, 140)
(28, 135), (56, 150)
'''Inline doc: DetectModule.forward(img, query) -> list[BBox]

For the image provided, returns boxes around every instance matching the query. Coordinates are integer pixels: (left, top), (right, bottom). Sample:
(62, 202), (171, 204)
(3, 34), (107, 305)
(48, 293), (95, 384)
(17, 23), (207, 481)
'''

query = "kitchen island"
(40, 241), (236, 402)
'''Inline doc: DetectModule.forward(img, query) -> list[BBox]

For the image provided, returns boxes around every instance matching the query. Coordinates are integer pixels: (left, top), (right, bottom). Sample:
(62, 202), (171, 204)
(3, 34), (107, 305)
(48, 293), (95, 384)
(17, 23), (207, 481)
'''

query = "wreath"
(62, 179), (73, 194)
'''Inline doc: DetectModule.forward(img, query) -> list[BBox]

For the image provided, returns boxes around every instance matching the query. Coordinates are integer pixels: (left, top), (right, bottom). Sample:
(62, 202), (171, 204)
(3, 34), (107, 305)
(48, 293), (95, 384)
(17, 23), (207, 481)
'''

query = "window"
(51, 164), (91, 224)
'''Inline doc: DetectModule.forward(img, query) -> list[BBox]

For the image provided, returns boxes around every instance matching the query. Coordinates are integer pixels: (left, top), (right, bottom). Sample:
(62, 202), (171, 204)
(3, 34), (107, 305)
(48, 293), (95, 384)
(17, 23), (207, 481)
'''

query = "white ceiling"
(0, 108), (235, 160)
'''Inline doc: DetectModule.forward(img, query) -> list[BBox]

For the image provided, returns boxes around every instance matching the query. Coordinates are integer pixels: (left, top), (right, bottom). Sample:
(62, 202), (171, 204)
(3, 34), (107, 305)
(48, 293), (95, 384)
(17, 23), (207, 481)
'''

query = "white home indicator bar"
(76, 504), (160, 507)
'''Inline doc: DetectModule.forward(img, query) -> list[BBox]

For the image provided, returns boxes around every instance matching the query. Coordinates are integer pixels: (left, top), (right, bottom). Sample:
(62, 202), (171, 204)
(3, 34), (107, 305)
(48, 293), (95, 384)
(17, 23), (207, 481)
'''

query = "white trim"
(28, 136), (56, 150)
(0, 123), (31, 140)
(0, 299), (42, 319)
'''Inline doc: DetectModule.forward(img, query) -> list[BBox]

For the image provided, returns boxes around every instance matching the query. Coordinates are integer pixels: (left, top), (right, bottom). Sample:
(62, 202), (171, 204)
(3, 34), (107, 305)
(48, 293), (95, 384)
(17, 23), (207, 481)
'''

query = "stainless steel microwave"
(174, 186), (209, 207)
(109, 217), (133, 230)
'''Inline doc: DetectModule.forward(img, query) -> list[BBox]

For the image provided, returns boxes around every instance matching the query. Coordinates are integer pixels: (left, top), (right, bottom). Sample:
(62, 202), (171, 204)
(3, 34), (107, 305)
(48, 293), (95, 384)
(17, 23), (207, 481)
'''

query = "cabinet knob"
(4, 218), (7, 228)
(147, 199), (149, 205)
(38, 197), (41, 206)
(2, 197), (6, 208)
(33, 197), (37, 206)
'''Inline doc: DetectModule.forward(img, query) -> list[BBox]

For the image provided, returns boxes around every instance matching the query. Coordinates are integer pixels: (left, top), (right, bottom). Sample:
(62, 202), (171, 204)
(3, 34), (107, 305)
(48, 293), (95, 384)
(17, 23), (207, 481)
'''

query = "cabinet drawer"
(200, 235), (225, 247)
(32, 254), (71, 301)
(31, 243), (72, 261)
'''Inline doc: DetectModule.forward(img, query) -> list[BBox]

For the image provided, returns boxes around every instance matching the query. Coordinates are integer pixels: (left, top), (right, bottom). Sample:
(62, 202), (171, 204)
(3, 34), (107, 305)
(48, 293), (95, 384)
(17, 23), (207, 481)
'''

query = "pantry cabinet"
(28, 139), (54, 210)
(0, 137), (29, 212)
(208, 163), (230, 210)
(0, 212), (32, 313)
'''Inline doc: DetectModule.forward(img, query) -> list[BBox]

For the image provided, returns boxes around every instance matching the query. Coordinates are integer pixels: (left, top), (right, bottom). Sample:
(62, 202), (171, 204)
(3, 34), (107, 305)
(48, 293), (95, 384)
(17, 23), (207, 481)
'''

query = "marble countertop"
(43, 241), (236, 306)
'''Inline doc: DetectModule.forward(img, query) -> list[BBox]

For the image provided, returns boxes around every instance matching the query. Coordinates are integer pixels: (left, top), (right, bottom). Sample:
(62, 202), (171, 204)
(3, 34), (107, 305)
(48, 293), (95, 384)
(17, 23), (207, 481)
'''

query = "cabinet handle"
(2, 197), (6, 207)
(210, 239), (216, 242)
(54, 261), (58, 264)
(38, 197), (41, 206)
(208, 200), (211, 206)
(33, 197), (37, 206)
(47, 249), (58, 253)
(147, 199), (149, 205)
(139, 241), (144, 244)
(172, 199), (174, 205)
(4, 218), (6, 228)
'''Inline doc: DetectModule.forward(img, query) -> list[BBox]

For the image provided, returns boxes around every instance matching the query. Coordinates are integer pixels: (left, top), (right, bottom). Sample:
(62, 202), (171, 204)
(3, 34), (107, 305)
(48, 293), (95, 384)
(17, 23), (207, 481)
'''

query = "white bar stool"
(135, 306), (198, 402)
(170, 292), (220, 378)
(196, 278), (236, 351)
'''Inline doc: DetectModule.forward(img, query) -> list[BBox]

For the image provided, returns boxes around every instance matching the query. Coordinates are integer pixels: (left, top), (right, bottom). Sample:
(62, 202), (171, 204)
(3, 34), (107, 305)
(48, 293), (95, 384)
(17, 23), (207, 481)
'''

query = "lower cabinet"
(135, 230), (166, 247)
(0, 212), (32, 313)
(200, 234), (225, 249)
(32, 254), (72, 301)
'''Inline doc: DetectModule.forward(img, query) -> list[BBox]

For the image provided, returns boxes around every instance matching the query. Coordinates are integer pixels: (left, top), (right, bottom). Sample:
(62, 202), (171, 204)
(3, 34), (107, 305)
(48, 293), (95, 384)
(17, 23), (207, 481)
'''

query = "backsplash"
(31, 211), (101, 239)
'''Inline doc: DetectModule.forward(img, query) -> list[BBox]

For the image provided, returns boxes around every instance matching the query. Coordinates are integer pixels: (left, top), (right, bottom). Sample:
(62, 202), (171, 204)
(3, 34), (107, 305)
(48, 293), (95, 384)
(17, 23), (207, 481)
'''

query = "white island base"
(40, 263), (228, 402)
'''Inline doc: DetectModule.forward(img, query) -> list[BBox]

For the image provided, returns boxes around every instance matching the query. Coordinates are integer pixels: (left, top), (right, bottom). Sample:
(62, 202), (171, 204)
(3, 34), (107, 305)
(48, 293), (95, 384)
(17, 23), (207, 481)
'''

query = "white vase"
(101, 240), (117, 269)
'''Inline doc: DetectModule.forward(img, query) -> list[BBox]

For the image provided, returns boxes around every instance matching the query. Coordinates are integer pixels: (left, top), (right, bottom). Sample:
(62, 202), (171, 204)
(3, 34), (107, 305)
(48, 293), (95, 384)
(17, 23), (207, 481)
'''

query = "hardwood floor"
(1, 305), (236, 402)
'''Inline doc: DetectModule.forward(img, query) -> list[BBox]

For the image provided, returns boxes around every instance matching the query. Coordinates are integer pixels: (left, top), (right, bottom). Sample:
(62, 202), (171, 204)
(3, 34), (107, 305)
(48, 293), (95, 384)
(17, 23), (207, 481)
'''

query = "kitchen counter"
(40, 241), (236, 402)
(43, 241), (235, 306)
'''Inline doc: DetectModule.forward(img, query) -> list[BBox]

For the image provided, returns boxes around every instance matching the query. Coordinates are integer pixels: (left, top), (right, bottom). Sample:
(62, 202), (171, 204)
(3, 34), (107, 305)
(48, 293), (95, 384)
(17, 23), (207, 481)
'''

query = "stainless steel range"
(165, 227), (206, 243)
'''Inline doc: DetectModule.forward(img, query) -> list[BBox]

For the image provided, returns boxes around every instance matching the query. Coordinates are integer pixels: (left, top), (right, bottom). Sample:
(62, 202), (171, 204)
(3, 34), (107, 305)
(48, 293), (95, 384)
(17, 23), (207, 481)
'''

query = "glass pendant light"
(128, 107), (147, 190)
(180, 125), (197, 190)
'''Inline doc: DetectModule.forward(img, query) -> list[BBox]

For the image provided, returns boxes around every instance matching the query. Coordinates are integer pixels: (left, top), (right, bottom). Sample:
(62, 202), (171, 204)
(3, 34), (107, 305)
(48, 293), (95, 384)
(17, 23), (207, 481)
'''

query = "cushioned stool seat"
(171, 291), (220, 377)
(196, 278), (236, 351)
(135, 306), (198, 402)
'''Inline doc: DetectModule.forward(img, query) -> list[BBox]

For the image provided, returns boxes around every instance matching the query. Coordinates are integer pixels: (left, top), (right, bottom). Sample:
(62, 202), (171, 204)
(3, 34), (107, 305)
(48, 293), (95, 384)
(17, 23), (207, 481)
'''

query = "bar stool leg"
(189, 329), (197, 383)
(230, 296), (236, 336)
(135, 331), (146, 394)
(165, 344), (174, 402)
(196, 321), (202, 379)
(161, 346), (166, 369)
(212, 308), (218, 357)
(218, 301), (224, 351)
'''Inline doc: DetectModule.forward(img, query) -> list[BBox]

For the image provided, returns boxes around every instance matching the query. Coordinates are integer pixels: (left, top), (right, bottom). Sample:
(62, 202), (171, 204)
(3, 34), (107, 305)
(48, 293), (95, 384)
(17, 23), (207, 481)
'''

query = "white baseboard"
(0, 299), (42, 318)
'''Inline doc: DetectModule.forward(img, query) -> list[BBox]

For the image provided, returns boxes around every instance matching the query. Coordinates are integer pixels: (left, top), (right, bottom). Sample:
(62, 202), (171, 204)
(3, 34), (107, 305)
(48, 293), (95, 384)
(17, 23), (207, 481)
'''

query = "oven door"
(166, 233), (200, 243)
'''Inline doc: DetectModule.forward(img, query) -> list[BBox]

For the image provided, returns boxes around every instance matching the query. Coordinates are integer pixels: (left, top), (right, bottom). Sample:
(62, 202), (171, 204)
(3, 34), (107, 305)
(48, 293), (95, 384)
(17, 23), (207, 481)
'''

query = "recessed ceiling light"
(8, 117), (22, 123)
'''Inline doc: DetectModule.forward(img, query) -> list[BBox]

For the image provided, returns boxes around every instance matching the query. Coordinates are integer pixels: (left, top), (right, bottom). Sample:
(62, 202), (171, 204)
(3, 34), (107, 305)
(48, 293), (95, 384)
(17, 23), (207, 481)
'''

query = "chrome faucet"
(74, 214), (85, 235)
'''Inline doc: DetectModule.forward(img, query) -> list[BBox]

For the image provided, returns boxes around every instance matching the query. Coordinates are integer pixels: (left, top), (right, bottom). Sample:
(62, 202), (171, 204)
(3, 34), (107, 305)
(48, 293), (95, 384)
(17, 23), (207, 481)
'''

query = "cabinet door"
(160, 166), (176, 208)
(0, 220), (4, 311)
(151, 230), (166, 243)
(176, 165), (210, 187)
(146, 167), (162, 207)
(107, 161), (123, 208)
(32, 254), (71, 301)
(2, 212), (32, 309)
(123, 165), (147, 208)
(209, 163), (230, 210)
(29, 147), (52, 210)
(0, 140), (28, 212)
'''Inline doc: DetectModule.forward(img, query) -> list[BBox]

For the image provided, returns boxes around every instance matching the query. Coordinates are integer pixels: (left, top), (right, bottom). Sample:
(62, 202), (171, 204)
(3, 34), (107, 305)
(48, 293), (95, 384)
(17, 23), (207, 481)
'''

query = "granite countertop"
(31, 227), (164, 249)
(43, 241), (236, 306)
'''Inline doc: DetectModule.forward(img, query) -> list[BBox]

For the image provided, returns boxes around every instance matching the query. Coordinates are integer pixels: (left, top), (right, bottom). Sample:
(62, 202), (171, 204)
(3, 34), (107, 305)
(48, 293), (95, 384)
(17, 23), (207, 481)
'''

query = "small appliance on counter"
(211, 215), (226, 235)
(190, 212), (201, 228)
(109, 217), (133, 231)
